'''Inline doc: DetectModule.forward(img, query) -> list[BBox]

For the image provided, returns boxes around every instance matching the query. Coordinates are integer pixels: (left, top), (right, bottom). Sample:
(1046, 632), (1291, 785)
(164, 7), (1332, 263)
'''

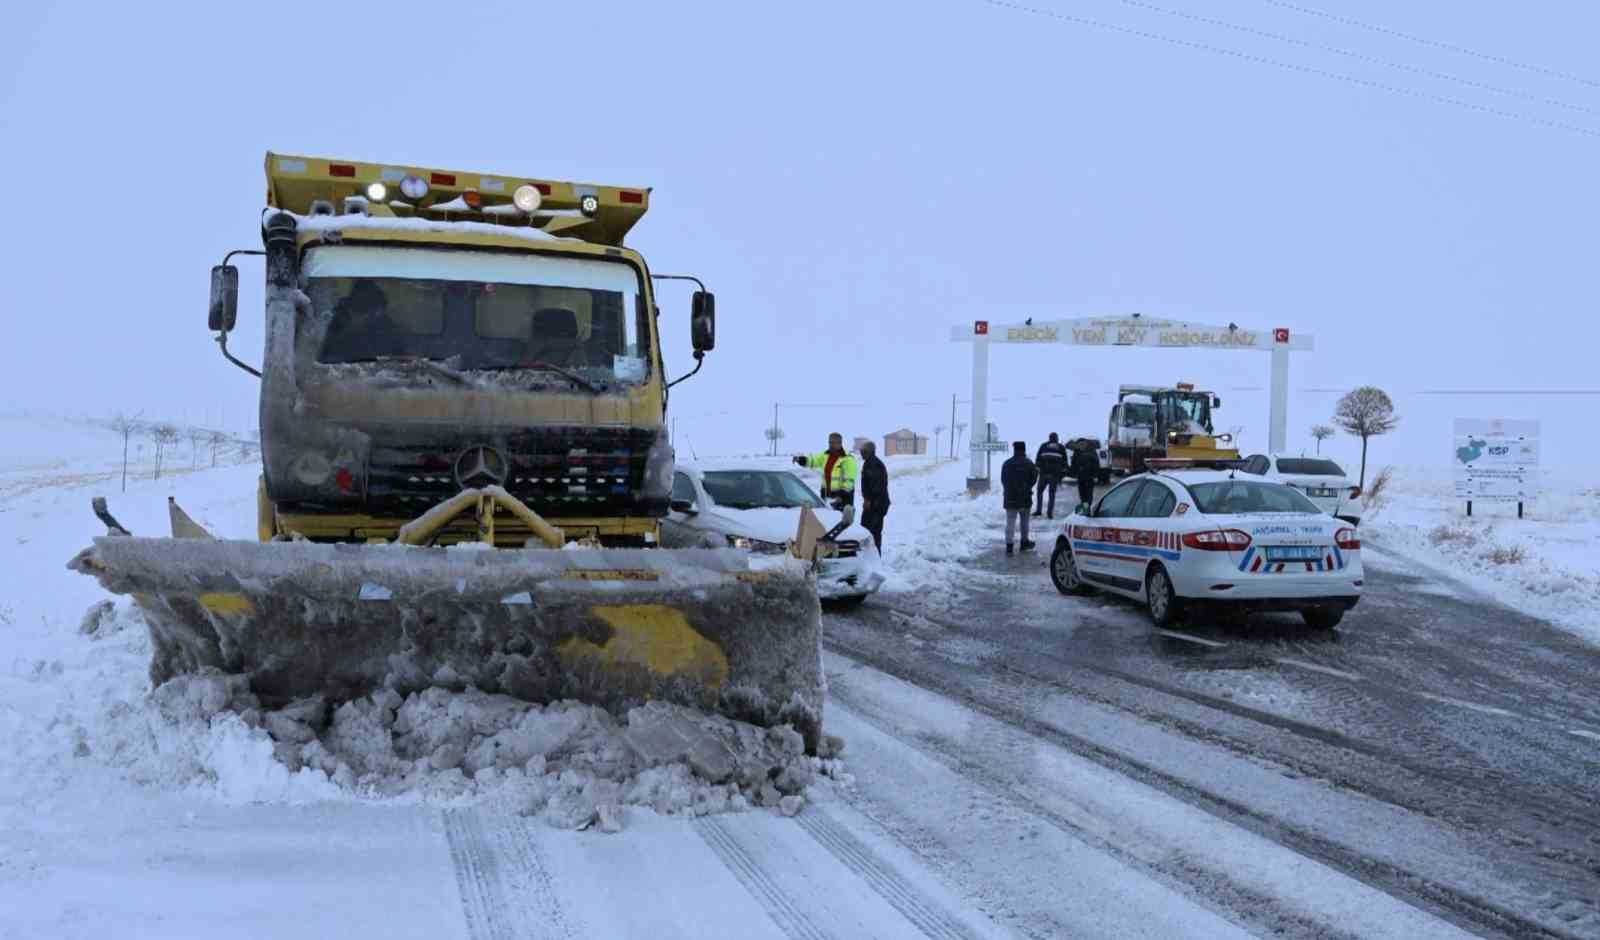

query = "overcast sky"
(3, 0), (1595, 467)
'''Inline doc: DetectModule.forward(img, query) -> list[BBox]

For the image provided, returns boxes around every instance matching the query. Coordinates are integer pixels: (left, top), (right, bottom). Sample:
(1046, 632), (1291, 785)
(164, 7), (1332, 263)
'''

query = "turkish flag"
(1273, 328), (1290, 343)
(975, 320), (989, 335)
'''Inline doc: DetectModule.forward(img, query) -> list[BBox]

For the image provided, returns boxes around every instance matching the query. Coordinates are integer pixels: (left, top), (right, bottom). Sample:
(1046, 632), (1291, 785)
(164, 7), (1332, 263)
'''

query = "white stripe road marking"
(1273, 657), (1364, 681)
(1568, 728), (1600, 742)
(1414, 692), (1518, 719)
(1156, 629), (1228, 648)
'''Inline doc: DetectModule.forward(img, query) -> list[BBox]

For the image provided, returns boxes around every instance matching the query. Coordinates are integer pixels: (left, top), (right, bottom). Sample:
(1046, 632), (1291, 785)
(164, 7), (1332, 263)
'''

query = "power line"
(1259, 0), (1600, 91)
(978, 0), (1600, 139)
(1107, 0), (1600, 117)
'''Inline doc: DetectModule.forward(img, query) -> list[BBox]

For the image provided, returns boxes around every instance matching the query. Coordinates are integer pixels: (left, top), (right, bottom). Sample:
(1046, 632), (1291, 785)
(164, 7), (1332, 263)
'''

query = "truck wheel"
(1050, 541), (1089, 596)
(1302, 605), (1344, 630)
(1146, 565), (1184, 627)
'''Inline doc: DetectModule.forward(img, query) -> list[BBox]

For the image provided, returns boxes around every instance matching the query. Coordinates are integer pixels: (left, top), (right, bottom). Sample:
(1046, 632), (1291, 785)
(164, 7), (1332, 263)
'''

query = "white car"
(1049, 467), (1363, 629)
(1241, 454), (1362, 524)
(661, 462), (884, 605)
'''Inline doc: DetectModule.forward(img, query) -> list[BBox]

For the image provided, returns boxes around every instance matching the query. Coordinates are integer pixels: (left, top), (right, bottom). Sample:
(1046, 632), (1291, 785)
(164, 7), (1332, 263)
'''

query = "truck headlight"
(291, 453), (332, 486)
(642, 433), (673, 501)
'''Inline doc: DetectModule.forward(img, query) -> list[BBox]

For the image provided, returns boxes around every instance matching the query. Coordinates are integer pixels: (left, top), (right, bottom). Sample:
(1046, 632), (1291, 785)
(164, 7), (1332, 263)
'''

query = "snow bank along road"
(2, 454), (1595, 938)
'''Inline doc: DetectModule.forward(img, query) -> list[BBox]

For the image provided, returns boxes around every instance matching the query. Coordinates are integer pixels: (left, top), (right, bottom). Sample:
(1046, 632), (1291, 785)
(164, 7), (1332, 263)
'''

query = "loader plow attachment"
(69, 537), (825, 749)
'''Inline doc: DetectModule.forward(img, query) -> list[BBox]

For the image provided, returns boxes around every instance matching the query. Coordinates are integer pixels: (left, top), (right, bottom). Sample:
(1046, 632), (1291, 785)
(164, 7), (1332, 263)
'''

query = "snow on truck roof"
(265, 151), (651, 247)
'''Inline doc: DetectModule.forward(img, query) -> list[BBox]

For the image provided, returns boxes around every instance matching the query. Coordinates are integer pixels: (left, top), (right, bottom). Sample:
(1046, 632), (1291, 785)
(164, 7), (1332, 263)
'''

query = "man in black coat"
(1070, 439), (1101, 510)
(858, 441), (890, 554)
(1033, 432), (1069, 518)
(1000, 441), (1038, 555)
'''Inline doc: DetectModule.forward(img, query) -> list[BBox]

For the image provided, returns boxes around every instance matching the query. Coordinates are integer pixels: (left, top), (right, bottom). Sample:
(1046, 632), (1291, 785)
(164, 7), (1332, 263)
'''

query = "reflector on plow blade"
(69, 531), (825, 751)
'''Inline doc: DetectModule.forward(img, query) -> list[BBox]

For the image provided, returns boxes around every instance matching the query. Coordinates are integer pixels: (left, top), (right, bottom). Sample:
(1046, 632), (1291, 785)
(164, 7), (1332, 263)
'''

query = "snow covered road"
(5, 448), (1598, 938)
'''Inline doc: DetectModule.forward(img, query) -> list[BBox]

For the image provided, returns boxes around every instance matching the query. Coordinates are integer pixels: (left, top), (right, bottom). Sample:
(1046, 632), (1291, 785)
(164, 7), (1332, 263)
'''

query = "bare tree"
(934, 424), (947, 459)
(208, 430), (228, 467)
(1310, 424), (1335, 455)
(764, 426), (785, 456)
(1333, 387), (1399, 490)
(150, 423), (180, 480)
(108, 413), (141, 492)
(188, 427), (209, 469)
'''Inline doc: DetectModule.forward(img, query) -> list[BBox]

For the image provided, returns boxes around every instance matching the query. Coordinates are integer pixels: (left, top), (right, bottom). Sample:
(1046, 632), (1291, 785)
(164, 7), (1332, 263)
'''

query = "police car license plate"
(1264, 545), (1322, 562)
(1308, 487), (1337, 497)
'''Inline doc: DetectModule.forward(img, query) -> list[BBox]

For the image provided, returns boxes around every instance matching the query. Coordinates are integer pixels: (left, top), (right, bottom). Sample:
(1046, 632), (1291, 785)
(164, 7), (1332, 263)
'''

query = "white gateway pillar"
(967, 337), (990, 491)
(1268, 344), (1290, 454)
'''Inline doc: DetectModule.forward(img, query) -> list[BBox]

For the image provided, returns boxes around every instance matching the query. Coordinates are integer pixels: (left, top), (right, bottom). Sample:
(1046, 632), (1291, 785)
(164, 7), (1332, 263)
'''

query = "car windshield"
(701, 471), (824, 510)
(1188, 480), (1322, 515)
(301, 245), (650, 387)
(1276, 458), (1345, 476)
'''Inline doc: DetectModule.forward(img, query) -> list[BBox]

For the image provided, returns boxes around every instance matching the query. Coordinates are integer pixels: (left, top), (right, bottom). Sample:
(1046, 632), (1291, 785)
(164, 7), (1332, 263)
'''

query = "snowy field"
(1361, 463), (1600, 647)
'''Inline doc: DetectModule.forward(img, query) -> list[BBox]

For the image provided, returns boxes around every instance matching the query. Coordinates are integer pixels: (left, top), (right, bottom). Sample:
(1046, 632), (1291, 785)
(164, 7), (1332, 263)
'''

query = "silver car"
(661, 462), (884, 605)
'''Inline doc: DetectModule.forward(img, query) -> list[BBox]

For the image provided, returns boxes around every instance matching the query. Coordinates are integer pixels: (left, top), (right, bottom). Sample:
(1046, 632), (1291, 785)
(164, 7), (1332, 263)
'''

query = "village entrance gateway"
(950, 315), (1314, 491)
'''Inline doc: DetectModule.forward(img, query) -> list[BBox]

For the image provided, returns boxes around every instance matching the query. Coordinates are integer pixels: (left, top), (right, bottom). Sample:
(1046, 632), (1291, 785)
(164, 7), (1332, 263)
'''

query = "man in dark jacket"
(858, 441), (890, 554)
(1000, 441), (1038, 555)
(1070, 439), (1101, 510)
(1033, 432), (1069, 518)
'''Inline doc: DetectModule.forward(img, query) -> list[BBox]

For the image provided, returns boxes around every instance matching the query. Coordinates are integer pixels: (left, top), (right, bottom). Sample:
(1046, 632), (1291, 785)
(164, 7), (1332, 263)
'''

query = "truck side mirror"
(670, 498), (697, 515)
(209, 265), (239, 332)
(691, 291), (715, 353)
(1213, 396), (1222, 408)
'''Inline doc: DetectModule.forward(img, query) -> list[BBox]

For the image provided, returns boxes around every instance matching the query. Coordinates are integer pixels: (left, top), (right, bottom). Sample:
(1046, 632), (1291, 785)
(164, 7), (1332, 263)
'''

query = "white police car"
(1049, 462), (1363, 629)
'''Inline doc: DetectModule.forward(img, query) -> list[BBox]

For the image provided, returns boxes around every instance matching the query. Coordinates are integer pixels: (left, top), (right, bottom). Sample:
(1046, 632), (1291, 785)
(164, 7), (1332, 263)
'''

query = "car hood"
(701, 505), (870, 544)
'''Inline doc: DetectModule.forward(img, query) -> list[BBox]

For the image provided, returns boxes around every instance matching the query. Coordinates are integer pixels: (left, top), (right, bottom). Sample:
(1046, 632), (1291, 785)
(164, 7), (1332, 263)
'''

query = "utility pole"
(772, 402), (779, 457)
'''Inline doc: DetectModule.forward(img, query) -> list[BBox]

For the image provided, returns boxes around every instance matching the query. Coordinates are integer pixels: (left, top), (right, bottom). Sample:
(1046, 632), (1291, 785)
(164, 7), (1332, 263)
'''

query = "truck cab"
(210, 153), (715, 546)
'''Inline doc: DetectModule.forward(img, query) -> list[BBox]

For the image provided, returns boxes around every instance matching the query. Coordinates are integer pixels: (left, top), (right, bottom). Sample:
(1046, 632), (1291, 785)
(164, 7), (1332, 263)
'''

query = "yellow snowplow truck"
(1105, 382), (1239, 475)
(70, 152), (825, 748)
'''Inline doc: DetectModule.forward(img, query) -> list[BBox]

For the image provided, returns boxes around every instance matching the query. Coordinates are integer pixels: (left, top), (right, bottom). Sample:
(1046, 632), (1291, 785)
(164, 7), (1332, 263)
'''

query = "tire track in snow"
(694, 817), (836, 940)
(795, 808), (984, 940)
(824, 635), (1584, 940)
(443, 807), (571, 940)
(444, 808), (516, 940)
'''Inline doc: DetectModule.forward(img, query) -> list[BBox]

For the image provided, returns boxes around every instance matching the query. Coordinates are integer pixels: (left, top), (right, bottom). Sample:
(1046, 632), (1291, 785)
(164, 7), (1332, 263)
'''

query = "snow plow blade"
(68, 537), (825, 749)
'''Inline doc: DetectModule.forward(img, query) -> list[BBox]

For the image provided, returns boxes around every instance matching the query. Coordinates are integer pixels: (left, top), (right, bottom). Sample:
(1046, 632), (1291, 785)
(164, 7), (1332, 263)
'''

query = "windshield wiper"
(517, 360), (602, 394)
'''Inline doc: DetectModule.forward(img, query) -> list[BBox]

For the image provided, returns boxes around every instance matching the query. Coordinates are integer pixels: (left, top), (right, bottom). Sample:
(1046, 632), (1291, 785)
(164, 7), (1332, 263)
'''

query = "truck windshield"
(302, 245), (650, 386)
(1121, 402), (1155, 426)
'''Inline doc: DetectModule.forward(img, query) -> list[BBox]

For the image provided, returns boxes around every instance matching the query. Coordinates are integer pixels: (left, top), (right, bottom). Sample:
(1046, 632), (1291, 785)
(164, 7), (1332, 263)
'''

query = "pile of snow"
(1362, 464), (1600, 646)
(11, 598), (846, 831)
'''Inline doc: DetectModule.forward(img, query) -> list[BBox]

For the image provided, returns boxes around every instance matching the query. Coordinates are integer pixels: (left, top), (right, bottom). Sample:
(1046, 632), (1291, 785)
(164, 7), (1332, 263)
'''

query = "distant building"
(882, 428), (929, 456)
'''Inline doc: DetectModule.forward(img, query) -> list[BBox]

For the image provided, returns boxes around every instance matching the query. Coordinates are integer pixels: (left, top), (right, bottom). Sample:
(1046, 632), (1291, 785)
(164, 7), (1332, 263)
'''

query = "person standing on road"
(1070, 439), (1101, 510)
(858, 440), (889, 554)
(1033, 432), (1069, 519)
(1001, 441), (1038, 556)
(794, 432), (858, 541)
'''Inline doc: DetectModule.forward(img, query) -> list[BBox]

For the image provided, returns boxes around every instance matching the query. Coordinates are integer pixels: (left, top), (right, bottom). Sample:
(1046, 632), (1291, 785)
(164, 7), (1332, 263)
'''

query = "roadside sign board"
(1452, 418), (1538, 501)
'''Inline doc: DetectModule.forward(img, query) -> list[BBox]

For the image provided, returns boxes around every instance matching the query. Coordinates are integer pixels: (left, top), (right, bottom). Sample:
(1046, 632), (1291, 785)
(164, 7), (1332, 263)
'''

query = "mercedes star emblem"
(453, 445), (509, 490)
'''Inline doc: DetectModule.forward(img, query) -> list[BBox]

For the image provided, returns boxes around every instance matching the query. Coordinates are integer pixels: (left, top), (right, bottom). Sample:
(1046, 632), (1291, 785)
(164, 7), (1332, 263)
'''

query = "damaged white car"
(662, 463), (884, 606)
